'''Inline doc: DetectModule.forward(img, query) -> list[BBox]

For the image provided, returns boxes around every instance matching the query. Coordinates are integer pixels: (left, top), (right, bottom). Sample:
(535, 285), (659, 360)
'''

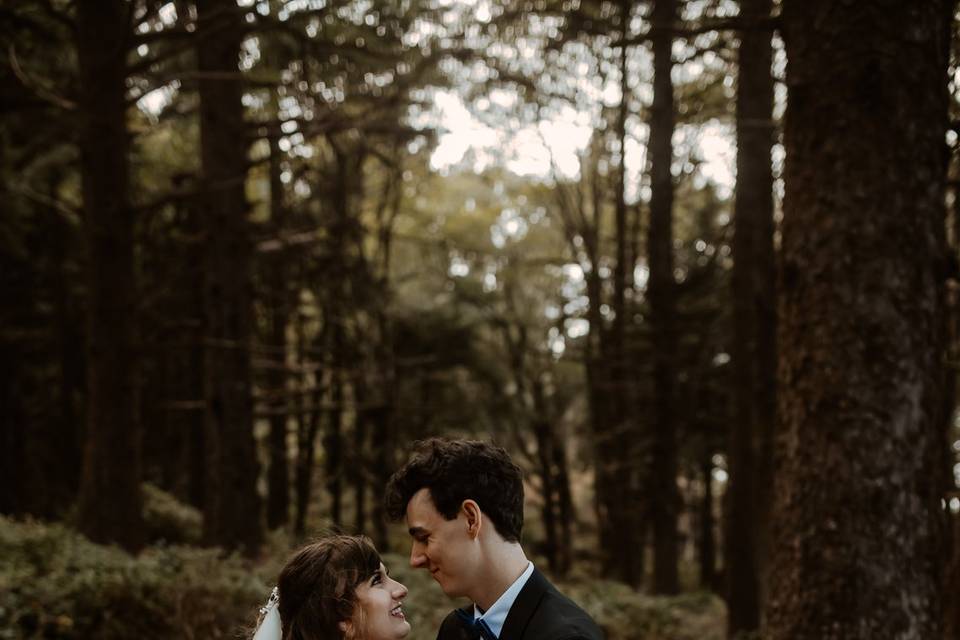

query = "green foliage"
(0, 517), (725, 640)
(564, 582), (725, 640)
(141, 483), (202, 545)
(0, 517), (267, 640)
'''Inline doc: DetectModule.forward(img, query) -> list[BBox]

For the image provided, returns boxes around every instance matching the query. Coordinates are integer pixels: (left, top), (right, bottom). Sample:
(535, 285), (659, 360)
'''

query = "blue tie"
(455, 608), (498, 640)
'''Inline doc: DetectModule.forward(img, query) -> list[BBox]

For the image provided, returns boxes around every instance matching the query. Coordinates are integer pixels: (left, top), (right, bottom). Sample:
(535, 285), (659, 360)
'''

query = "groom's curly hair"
(384, 438), (525, 542)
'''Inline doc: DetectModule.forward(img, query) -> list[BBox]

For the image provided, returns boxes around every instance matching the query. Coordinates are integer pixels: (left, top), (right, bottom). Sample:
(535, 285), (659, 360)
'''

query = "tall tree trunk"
(353, 373), (369, 534)
(370, 324), (397, 550)
(530, 377), (559, 575)
(266, 128), (290, 530)
(553, 431), (575, 576)
(294, 402), (320, 537)
(947, 513), (960, 640)
(324, 148), (353, 529)
(584, 263), (612, 555)
(293, 309), (321, 537)
(580, 216), (624, 580)
(946, 166), (960, 640)
(370, 296), (397, 550)
(326, 321), (345, 528)
(0, 353), (24, 515)
(647, 0), (680, 595)
(765, 2), (950, 637)
(370, 162), (402, 551)
(369, 402), (393, 550)
(197, 0), (262, 554)
(940, 9), (959, 638)
(609, 0), (644, 589)
(50, 172), (84, 515)
(164, 183), (207, 510)
(183, 200), (207, 511)
(74, 0), (144, 552)
(727, 0), (776, 632)
(698, 451), (717, 592)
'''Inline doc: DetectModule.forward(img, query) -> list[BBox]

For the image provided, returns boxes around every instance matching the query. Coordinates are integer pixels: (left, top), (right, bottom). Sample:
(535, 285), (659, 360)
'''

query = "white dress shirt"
(472, 562), (535, 638)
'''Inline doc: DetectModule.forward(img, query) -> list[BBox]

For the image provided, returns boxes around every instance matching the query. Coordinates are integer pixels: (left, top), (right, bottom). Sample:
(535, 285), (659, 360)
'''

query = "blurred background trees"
(1, 0), (959, 639)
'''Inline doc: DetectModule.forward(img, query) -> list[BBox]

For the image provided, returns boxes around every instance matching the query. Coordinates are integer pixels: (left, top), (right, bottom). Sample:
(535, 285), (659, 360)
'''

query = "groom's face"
(405, 488), (477, 598)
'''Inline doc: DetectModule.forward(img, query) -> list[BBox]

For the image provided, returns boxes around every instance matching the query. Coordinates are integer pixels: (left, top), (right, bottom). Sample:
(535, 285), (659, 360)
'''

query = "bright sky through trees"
(426, 87), (736, 197)
(135, 0), (740, 200)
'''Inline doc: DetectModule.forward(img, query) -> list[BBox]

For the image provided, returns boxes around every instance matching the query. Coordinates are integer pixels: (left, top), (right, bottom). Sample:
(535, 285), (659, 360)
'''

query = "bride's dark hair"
(276, 535), (381, 640)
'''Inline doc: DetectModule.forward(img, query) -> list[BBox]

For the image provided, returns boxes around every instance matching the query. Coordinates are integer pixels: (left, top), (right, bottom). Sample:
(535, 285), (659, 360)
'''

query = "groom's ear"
(461, 499), (482, 538)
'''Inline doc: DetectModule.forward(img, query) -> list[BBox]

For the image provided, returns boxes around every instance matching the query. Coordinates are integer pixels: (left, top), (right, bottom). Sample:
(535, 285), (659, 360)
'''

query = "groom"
(385, 438), (603, 640)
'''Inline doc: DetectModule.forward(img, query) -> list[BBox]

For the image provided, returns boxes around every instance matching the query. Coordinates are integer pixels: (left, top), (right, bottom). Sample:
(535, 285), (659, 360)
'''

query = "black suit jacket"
(435, 569), (604, 640)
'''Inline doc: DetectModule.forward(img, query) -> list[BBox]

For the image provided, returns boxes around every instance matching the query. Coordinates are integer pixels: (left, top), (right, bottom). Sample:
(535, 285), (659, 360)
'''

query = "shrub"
(0, 517), (725, 640)
(141, 483), (203, 545)
(0, 517), (266, 639)
(564, 582), (725, 640)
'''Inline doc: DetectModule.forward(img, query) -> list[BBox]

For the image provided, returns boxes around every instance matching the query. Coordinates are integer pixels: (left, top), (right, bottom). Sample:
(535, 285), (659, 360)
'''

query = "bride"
(253, 535), (411, 640)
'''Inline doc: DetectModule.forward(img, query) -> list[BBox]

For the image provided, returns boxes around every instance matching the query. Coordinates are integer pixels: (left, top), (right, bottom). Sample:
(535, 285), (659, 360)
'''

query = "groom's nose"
(410, 542), (428, 568)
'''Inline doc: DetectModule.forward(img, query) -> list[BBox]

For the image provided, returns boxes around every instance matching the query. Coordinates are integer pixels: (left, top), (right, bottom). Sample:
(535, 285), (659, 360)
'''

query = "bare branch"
(8, 44), (76, 110)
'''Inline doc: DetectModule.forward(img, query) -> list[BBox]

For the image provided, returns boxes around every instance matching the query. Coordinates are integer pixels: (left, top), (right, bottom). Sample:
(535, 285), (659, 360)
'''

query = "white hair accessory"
(253, 587), (281, 640)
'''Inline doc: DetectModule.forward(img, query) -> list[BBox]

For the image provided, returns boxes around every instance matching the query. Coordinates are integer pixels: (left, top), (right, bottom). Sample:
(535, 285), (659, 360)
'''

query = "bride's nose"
(392, 580), (408, 600)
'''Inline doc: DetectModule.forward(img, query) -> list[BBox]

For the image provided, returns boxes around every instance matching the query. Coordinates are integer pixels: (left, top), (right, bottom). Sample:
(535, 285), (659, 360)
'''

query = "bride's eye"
(371, 571), (383, 586)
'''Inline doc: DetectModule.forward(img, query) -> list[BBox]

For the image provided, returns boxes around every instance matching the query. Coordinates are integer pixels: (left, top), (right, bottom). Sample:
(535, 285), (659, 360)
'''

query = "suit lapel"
(498, 568), (549, 640)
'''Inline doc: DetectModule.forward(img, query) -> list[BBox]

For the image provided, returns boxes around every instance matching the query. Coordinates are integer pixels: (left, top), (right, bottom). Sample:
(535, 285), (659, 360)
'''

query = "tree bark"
(370, 162), (404, 549)
(294, 309), (321, 537)
(326, 315), (345, 528)
(647, 0), (680, 595)
(184, 206), (207, 511)
(532, 410), (559, 574)
(947, 512), (960, 639)
(50, 180), (84, 515)
(369, 401), (394, 550)
(74, 0), (144, 552)
(699, 451), (717, 592)
(353, 373), (369, 534)
(266, 129), (290, 530)
(609, 0), (644, 589)
(765, 2), (951, 637)
(197, 0), (262, 554)
(552, 428), (575, 576)
(727, 0), (775, 632)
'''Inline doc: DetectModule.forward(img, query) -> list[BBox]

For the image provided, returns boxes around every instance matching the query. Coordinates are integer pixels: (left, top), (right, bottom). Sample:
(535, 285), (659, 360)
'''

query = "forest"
(1, 0), (959, 639)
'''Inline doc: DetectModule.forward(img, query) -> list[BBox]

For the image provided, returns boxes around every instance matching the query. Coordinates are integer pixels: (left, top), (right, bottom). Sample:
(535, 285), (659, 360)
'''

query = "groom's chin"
(435, 578), (463, 599)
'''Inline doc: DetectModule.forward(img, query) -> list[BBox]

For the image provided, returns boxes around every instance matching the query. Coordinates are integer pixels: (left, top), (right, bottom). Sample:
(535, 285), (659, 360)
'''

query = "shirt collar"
(472, 562), (535, 638)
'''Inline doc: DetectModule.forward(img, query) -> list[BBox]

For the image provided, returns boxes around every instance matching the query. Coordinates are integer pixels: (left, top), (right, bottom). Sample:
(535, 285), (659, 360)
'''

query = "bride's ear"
(461, 499), (482, 539)
(339, 619), (355, 639)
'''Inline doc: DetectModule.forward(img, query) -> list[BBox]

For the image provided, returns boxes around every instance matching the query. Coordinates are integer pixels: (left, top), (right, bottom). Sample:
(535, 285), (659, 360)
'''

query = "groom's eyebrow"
(408, 526), (428, 537)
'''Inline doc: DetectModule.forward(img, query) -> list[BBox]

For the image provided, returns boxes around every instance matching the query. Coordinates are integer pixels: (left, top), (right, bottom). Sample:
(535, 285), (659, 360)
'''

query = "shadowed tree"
(726, 0), (776, 632)
(196, 0), (262, 554)
(647, 0), (681, 595)
(765, 1), (952, 637)
(264, 126), (291, 531)
(74, 0), (145, 552)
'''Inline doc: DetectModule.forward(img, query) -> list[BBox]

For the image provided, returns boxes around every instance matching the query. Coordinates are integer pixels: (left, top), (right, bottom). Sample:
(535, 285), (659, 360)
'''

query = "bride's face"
(343, 563), (410, 640)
